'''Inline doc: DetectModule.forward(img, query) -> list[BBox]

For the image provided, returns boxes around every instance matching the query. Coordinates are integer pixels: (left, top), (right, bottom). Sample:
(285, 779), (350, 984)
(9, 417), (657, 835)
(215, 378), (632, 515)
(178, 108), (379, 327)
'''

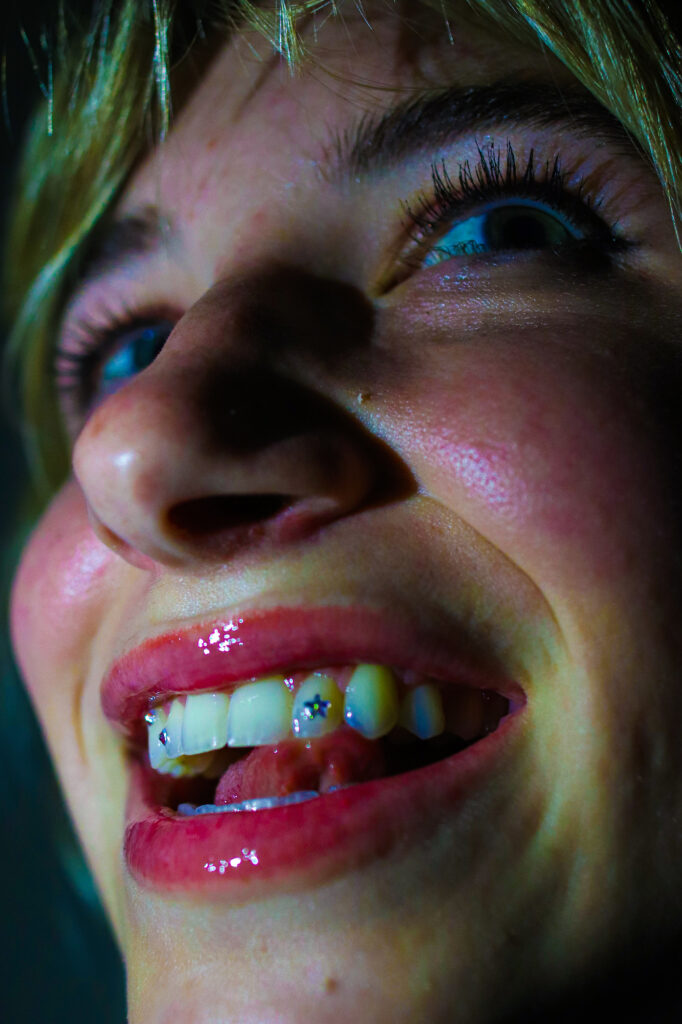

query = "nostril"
(166, 494), (291, 538)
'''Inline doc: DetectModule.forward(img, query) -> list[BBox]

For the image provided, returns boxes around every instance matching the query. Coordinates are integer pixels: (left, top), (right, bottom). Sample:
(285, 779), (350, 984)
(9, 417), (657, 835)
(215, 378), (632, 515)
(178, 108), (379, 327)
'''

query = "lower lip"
(124, 711), (522, 897)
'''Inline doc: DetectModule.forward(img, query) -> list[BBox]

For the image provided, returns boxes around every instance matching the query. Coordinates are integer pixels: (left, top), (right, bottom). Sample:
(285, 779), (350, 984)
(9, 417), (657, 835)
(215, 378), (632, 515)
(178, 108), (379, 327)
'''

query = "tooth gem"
(162, 698), (185, 759)
(344, 664), (399, 739)
(148, 706), (170, 770)
(303, 695), (331, 719)
(158, 728), (169, 746)
(144, 712), (156, 725)
(292, 674), (343, 738)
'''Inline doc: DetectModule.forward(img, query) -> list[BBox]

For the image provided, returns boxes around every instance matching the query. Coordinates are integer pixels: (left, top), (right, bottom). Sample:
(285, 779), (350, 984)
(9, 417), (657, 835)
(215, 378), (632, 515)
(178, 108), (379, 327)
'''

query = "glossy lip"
(106, 605), (526, 897)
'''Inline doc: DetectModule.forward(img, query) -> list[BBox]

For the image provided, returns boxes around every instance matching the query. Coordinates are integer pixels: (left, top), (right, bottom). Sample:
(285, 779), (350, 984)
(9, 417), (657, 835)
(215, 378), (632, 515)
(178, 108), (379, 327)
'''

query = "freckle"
(324, 977), (339, 995)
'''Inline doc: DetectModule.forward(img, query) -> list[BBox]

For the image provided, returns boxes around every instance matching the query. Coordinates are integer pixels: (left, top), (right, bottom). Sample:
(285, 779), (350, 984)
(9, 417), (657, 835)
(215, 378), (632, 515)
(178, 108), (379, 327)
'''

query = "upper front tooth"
(227, 676), (293, 746)
(344, 664), (399, 739)
(182, 692), (230, 755)
(292, 673), (343, 738)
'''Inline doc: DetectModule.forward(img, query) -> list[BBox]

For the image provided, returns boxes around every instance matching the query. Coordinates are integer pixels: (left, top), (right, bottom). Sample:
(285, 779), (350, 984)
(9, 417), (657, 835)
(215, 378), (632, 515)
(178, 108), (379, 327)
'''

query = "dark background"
(1, 3), (126, 1020)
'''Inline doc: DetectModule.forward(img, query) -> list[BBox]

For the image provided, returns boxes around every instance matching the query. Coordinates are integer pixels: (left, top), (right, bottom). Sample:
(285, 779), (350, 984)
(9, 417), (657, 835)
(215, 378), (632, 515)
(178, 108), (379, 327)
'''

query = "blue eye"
(423, 198), (580, 266)
(99, 322), (173, 396)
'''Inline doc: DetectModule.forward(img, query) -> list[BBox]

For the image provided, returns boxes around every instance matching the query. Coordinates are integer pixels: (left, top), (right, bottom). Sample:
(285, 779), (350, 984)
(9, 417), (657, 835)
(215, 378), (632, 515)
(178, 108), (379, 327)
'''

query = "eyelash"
(398, 140), (629, 270)
(53, 140), (632, 420)
(53, 302), (173, 421)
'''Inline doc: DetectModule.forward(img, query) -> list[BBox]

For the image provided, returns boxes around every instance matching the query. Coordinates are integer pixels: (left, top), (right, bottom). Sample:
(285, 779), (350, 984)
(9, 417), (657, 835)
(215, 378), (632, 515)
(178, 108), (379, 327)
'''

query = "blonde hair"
(4, 0), (682, 499)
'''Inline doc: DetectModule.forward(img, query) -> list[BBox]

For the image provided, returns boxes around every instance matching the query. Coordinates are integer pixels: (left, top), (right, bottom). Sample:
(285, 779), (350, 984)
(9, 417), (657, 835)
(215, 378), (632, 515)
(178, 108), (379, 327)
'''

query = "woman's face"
(10, 3), (682, 1021)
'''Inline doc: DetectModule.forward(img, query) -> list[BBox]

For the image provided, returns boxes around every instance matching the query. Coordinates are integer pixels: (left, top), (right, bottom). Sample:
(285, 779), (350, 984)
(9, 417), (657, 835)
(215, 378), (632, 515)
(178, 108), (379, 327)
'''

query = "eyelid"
(377, 136), (645, 292)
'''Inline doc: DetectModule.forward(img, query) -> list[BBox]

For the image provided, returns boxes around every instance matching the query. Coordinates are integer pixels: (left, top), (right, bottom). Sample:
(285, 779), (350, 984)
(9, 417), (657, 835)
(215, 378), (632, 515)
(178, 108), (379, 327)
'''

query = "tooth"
(292, 673), (343, 738)
(147, 706), (171, 769)
(399, 683), (445, 739)
(344, 664), (399, 739)
(178, 790), (320, 815)
(182, 692), (231, 755)
(163, 697), (185, 759)
(155, 751), (215, 777)
(227, 676), (293, 746)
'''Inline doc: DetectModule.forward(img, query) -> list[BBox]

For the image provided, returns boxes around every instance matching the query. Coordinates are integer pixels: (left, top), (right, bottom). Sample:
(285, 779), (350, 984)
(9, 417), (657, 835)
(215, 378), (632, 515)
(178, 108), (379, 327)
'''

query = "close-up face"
(8, 1), (682, 1021)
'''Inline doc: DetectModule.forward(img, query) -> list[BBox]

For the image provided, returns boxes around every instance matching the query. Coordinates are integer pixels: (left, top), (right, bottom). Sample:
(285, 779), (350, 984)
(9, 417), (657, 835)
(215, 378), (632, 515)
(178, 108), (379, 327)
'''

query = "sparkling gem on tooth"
(343, 664), (399, 739)
(182, 692), (230, 755)
(399, 683), (445, 739)
(292, 674), (343, 738)
(227, 676), (293, 746)
(148, 706), (171, 770)
(162, 697), (185, 759)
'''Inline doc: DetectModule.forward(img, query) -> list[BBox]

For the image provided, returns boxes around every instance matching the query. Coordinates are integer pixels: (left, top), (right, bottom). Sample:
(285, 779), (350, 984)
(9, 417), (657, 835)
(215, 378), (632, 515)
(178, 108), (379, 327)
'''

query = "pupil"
(133, 327), (166, 371)
(489, 208), (568, 250)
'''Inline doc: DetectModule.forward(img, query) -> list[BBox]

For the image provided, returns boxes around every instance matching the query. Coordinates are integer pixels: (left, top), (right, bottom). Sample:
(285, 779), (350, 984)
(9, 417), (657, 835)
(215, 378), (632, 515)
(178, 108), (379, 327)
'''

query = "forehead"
(119, 1), (571, 213)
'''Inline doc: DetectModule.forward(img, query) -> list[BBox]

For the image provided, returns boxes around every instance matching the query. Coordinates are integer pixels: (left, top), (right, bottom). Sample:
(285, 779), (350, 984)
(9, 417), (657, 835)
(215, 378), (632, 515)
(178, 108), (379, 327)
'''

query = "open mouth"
(108, 607), (526, 895)
(140, 664), (514, 816)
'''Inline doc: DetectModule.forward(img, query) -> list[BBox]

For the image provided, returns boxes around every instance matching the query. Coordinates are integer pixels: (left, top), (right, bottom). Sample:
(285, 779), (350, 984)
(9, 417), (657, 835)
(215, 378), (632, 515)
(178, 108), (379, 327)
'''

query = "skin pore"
(9, 3), (682, 1022)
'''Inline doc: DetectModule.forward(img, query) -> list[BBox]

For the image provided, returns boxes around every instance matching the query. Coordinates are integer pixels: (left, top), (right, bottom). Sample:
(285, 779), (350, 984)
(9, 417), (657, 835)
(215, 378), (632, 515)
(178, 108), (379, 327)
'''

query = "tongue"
(214, 729), (387, 804)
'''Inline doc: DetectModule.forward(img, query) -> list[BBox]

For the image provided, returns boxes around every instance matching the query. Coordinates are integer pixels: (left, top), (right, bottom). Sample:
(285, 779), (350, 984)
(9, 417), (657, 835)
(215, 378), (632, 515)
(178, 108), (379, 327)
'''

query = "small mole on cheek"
(324, 977), (339, 995)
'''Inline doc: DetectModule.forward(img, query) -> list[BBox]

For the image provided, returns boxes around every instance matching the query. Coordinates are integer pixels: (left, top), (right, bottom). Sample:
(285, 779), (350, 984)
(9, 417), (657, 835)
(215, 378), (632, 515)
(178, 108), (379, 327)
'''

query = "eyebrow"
(74, 79), (640, 286)
(73, 207), (175, 289)
(331, 79), (640, 179)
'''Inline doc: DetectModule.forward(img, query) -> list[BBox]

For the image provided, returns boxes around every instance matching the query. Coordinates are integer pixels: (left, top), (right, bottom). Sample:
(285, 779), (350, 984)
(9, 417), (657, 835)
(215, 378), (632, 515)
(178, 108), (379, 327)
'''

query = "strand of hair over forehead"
(3, 0), (682, 499)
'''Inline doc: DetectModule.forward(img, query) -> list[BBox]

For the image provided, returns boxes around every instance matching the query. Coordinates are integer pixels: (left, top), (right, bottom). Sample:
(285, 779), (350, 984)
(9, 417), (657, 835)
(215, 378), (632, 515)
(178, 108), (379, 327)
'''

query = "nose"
(72, 270), (396, 568)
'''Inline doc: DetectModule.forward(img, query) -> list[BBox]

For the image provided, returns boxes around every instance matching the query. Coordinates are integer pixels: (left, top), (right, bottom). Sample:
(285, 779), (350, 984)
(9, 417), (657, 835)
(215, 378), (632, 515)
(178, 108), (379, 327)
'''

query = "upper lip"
(101, 603), (525, 740)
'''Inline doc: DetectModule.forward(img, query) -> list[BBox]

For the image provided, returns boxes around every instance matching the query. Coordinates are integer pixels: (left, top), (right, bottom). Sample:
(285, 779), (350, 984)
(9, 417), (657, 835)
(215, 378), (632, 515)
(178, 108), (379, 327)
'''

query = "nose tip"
(73, 364), (390, 568)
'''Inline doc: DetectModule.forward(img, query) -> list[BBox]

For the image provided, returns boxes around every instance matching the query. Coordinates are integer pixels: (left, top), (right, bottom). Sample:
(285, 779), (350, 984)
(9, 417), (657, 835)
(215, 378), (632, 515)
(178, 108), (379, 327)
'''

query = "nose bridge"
(72, 264), (397, 569)
(156, 267), (375, 450)
(180, 264), (374, 369)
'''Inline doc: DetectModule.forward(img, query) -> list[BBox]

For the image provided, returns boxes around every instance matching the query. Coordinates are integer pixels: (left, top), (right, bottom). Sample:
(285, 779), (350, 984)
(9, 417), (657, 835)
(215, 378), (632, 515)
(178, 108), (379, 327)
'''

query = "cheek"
(10, 481), (118, 705)
(395, 333), (680, 590)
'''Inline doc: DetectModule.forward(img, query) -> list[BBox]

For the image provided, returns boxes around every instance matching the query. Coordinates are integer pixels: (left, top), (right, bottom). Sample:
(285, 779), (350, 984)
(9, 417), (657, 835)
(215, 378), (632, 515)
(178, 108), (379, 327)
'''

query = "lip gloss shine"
(106, 606), (525, 896)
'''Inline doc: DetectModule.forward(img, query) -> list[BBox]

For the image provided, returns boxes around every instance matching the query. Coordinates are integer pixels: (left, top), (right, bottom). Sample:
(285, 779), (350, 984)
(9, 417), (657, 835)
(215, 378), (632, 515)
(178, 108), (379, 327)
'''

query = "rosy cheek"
(10, 481), (116, 696)
(401, 342), (676, 589)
